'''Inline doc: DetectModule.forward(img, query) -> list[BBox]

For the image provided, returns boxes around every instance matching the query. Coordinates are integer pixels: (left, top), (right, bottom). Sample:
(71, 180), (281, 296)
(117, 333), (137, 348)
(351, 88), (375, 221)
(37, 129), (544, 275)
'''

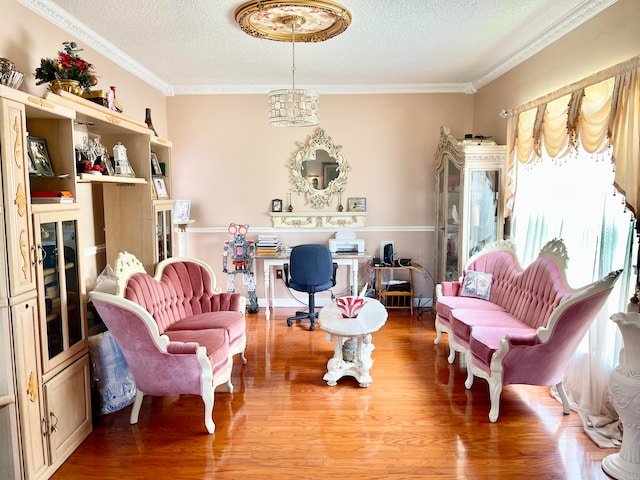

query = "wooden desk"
(255, 252), (369, 320)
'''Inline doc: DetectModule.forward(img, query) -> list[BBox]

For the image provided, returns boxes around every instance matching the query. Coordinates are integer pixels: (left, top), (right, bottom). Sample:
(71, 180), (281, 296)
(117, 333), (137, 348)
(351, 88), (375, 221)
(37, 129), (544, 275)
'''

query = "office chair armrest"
(332, 262), (338, 286)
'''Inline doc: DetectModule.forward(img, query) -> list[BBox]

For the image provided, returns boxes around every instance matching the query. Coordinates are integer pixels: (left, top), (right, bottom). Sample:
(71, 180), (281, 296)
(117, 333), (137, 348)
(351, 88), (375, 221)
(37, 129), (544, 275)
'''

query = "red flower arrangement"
(84, 163), (103, 174)
(34, 41), (98, 91)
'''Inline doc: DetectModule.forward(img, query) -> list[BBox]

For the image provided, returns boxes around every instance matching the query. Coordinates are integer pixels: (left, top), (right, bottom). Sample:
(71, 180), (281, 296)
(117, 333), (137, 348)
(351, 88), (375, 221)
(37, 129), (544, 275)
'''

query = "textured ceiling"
(20, 0), (616, 95)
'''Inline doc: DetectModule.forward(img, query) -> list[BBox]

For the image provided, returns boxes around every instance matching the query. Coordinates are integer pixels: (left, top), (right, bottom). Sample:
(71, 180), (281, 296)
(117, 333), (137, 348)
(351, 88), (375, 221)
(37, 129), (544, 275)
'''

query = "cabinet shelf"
(77, 173), (147, 184)
(45, 90), (151, 135)
(42, 262), (75, 277)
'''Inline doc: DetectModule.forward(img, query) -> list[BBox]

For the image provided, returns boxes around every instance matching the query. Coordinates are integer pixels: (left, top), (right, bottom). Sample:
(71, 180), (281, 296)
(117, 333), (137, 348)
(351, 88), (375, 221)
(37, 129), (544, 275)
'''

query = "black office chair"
(283, 244), (337, 331)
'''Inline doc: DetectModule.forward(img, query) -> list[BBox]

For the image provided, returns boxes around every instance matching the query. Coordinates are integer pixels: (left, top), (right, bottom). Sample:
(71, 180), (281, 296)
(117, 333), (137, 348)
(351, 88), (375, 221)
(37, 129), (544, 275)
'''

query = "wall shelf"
(77, 174), (147, 184)
(270, 211), (367, 228)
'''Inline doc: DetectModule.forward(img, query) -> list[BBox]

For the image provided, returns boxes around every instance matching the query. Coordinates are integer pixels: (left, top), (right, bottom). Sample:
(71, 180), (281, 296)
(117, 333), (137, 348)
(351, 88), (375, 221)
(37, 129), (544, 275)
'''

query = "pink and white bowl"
(336, 296), (365, 318)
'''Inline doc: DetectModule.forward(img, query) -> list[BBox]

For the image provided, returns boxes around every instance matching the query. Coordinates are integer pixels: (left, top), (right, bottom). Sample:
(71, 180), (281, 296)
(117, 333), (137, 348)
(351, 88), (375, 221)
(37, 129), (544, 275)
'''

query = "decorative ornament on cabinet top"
(34, 41), (98, 95)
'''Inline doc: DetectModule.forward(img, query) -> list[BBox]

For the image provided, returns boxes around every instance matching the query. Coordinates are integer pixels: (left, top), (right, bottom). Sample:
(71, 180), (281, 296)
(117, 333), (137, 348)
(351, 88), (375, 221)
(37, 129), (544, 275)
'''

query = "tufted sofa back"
(466, 250), (577, 330)
(124, 262), (240, 334)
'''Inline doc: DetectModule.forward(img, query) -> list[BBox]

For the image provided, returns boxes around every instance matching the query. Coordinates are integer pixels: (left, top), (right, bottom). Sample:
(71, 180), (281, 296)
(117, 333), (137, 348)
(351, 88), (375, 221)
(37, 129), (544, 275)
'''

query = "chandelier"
(235, 1), (352, 127)
(267, 17), (318, 126)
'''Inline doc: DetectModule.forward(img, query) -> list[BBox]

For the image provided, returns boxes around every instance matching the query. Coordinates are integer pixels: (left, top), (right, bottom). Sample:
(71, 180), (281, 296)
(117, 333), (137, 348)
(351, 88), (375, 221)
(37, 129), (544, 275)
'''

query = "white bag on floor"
(88, 330), (136, 415)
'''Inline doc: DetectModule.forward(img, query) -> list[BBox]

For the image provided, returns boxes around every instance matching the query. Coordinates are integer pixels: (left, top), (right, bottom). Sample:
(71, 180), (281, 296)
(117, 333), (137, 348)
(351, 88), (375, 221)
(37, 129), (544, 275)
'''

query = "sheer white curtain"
(504, 56), (640, 447)
(510, 149), (635, 446)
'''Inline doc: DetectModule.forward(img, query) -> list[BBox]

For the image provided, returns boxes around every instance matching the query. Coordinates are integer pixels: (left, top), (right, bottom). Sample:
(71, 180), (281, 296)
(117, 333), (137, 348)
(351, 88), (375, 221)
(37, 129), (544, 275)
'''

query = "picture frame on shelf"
(27, 136), (55, 176)
(27, 151), (37, 174)
(150, 152), (162, 176)
(103, 155), (115, 176)
(153, 175), (169, 199)
(348, 197), (366, 212)
(173, 199), (191, 222)
(271, 198), (283, 212)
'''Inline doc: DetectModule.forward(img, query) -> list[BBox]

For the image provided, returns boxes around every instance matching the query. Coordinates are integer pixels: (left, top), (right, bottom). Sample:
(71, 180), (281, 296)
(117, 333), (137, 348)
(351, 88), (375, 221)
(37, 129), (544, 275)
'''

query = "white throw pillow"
(461, 270), (492, 300)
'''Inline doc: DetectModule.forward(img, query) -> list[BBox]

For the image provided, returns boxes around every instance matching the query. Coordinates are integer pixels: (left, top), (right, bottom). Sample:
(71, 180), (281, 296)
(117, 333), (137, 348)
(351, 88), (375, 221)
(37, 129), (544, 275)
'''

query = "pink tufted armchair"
(124, 256), (247, 366)
(90, 253), (247, 433)
(89, 292), (232, 434)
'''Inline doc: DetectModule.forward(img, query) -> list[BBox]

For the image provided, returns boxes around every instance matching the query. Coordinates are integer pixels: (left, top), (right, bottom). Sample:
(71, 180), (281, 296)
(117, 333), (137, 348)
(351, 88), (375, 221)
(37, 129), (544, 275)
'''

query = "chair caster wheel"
(287, 320), (293, 326)
(309, 325), (315, 331)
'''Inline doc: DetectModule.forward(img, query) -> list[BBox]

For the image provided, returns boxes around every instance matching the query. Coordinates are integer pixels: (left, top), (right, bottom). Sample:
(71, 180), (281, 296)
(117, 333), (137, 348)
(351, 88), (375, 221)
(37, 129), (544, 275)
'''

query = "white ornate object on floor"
(318, 298), (388, 388)
(602, 312), (640, 480)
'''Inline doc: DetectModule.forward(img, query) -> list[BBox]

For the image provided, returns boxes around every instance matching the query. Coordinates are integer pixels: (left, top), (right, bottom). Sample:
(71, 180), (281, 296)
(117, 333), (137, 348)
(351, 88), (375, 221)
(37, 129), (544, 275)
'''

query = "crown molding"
(471, 0), (618, 90)
(18, 0), (174, 95)
(171, 83), (476, 96)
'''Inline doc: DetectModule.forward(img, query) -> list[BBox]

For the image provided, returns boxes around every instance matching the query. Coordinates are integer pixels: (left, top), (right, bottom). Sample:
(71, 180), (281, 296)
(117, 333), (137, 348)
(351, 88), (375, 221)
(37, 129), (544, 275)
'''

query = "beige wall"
(3, 0), (639, 303)
(166, 93), (473, 301)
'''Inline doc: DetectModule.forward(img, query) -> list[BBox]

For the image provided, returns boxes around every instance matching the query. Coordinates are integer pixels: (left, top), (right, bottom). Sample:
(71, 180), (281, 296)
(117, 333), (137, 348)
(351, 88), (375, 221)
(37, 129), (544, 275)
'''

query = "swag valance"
(505, 55), (640, 217)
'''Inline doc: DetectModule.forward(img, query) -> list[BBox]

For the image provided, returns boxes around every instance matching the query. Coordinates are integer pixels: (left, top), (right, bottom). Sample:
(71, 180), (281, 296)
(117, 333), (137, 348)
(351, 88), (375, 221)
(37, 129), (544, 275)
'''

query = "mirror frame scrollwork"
(289, 129), (349, 209)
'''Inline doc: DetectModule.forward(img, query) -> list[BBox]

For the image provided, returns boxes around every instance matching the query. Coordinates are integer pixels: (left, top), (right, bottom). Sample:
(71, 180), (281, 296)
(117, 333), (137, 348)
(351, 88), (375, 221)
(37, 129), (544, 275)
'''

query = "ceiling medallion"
(234, 0), (352, 43)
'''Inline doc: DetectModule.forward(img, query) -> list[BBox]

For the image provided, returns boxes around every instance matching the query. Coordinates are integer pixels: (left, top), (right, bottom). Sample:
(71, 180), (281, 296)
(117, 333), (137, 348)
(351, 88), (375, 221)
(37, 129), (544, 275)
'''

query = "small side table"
(374, 263), (422, 315)
(318, 298), (388, 387)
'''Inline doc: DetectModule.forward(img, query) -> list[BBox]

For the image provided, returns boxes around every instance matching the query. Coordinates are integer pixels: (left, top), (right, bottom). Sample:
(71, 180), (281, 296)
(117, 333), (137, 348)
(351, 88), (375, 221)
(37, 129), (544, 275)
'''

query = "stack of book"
(31, 191), (74, 204)
(256, 235), (281, 255)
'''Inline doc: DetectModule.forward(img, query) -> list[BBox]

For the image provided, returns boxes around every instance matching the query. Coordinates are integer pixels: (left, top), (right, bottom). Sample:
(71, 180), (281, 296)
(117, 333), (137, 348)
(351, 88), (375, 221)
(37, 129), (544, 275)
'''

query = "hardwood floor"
(52, 307), (615, 479)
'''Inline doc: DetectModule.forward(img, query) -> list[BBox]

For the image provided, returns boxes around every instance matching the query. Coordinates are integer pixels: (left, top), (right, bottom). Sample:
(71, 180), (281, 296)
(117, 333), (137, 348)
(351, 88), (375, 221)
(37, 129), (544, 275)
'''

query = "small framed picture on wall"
(271, 198), (283, 212)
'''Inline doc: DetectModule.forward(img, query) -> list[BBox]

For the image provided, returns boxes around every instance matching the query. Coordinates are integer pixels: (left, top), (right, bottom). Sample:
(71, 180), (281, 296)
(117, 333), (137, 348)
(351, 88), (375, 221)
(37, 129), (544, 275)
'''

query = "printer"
(329, 238), (365, 254)
(329, 231), (365, 254)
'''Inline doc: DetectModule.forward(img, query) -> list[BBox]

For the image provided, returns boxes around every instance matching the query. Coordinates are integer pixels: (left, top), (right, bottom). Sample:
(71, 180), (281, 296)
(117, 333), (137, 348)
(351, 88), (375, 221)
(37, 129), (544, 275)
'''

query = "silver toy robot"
(223, 223), (258, 313)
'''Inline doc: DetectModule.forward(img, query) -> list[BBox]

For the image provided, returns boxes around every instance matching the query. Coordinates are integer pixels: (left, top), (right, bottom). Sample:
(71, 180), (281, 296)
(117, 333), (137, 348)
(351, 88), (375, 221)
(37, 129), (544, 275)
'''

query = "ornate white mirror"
(289, 129), (348, 208)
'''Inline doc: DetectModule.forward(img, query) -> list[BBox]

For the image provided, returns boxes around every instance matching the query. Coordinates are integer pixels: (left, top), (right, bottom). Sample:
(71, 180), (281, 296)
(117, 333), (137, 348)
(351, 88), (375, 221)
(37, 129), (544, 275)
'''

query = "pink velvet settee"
(88, 253), (247, 433)
(434, 239), (621, 422)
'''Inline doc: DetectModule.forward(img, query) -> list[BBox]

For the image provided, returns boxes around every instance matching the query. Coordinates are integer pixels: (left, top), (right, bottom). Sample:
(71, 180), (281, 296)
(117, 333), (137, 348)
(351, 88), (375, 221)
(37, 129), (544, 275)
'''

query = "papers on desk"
(335, 230), (356, 240)
(256, 234), (281, 255)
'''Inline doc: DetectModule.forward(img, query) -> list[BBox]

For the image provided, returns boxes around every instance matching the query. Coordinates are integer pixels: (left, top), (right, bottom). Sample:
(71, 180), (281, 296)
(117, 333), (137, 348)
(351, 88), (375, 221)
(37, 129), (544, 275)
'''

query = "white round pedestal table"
(318, 298), (388, 387)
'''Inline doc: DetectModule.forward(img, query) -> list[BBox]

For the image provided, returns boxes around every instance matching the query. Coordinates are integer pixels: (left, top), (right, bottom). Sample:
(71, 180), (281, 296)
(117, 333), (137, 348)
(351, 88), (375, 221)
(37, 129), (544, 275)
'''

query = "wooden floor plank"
(51, 308), (615, 479)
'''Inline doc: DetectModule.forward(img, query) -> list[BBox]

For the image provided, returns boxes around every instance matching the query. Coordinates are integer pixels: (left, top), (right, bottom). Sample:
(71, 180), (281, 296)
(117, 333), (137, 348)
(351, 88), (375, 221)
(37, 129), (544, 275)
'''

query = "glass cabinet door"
(467, 169), (500, 258)
(34, 210), (85, 372)
(444, 159), (461, 281)
(155, 205), (173, 262)
(437, 156), (461, 283)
